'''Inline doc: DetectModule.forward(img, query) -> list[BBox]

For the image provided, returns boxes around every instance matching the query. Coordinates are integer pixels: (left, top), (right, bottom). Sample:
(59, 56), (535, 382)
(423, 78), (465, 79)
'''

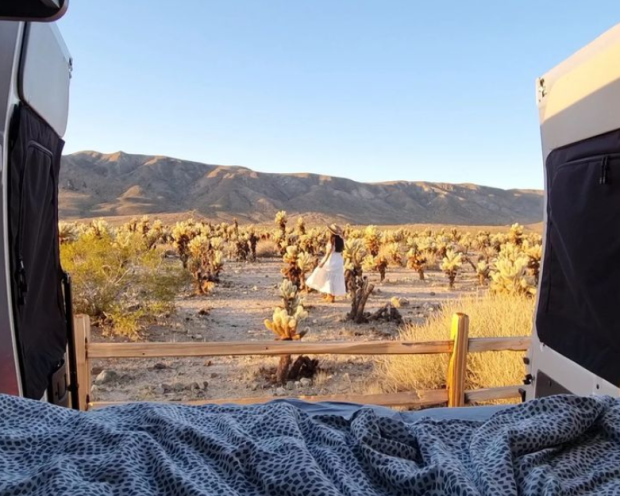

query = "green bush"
(61, 230), (188, 339)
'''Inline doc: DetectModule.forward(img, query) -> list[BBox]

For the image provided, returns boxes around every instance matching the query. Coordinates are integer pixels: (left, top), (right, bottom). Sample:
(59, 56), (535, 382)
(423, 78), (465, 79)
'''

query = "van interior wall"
(537, 127), (620, 386)
(8, 103), (66, 399)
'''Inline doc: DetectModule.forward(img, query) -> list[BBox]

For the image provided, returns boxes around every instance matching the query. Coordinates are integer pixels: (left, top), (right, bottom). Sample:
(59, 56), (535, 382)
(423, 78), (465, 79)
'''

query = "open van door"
(527, 24), (620, 399)
(0, 20), (72, 405)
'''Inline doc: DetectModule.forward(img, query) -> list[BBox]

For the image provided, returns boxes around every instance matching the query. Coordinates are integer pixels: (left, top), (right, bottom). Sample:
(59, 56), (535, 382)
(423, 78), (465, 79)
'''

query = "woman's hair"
(331, 234), (344, 253)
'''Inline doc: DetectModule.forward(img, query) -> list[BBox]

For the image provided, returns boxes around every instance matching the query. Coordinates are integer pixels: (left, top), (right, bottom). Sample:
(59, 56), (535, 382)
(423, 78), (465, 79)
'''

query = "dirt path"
(90, 258), (481, 405)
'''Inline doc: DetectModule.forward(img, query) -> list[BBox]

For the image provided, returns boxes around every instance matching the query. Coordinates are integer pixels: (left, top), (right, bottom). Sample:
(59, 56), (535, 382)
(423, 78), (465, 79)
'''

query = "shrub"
(61, 231), (187, 339)
(378, 293), (534, 400)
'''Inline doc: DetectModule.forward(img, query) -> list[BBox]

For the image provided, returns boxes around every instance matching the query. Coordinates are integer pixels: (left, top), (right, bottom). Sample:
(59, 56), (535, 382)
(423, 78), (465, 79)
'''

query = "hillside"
(59, 151), (543, 225)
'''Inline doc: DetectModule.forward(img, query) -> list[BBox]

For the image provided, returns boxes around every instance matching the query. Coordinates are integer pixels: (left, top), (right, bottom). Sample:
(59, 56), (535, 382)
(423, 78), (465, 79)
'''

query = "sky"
(57, 1), (620, 190)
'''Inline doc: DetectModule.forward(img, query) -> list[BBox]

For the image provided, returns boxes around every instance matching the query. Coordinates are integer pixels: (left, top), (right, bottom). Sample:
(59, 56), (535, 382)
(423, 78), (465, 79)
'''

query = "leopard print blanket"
(0, 394), (619, 495)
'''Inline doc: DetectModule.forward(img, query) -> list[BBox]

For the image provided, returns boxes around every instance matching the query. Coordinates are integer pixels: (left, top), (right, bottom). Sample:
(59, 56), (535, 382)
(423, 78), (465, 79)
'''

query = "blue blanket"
(0, 394), (619, 495)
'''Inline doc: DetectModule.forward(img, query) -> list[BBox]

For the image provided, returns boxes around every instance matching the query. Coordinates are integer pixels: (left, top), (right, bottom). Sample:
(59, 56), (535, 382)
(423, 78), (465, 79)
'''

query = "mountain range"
(59, 151), (544, 226)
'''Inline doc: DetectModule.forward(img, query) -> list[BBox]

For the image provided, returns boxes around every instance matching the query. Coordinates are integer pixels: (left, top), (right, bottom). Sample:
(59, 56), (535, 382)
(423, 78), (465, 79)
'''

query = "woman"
(306, 224), (347, 303)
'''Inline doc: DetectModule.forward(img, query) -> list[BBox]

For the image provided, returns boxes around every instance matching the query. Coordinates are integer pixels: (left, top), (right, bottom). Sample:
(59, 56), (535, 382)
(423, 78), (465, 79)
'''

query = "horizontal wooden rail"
(89, 389), (449, 410)
(466, 386), (523, 403)
(468, 337), (531, 353)
(88, 386), (523, 410)
(87, 336), (530, 359)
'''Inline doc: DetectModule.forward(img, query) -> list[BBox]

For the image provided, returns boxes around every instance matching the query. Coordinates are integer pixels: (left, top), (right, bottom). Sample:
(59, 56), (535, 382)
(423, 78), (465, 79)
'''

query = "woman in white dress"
(306, 224), (347, 303)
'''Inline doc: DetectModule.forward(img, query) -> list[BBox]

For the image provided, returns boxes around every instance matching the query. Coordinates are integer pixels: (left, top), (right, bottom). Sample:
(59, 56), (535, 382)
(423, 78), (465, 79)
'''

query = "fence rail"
(73, 314), (531, 411)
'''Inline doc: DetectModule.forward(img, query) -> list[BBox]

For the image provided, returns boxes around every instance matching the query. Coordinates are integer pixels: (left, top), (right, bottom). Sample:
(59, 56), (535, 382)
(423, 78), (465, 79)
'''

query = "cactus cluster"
(187, 235), (224, 294)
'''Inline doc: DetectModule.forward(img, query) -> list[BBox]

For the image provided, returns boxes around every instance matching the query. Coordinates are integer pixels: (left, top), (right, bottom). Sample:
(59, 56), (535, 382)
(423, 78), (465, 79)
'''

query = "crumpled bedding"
(0, 394), (619, 495)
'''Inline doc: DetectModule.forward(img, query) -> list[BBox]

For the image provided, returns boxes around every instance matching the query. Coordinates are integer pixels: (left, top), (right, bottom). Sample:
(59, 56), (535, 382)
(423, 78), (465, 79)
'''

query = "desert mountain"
(59, 151), (543, 225)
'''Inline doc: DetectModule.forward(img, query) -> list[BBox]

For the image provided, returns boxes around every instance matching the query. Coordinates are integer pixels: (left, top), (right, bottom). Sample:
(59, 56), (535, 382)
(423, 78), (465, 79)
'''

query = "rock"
(173, 382), (185, 393)
(210, 373), (218, 379)
(198, 308), (210, 316)
(90, 385), (99, 394)
(286, 381), (295, 391)
(94, 370), (119, 385)
(202, 381), (209, 390)
(252, 286), (258, 291)
(154, 386), (165, 395)
(91, 366), (103, 376)
(153, 363), (168, 370)
(430, 292), (436, 296)
(274, 387), (287, 397)
(161, 383), (172, 394)
(189, 382), (201, 391)
(192, 334), (203, 340)
(205, 360), (213, 367)
(299, 378), (312, 387)
(393, 297), (410, 307)
(251, 383), (259, 391)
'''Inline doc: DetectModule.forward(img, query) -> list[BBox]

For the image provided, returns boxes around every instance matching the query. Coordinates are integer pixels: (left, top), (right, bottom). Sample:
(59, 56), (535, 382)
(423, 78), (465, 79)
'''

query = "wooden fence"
(72, 314), (531, 411)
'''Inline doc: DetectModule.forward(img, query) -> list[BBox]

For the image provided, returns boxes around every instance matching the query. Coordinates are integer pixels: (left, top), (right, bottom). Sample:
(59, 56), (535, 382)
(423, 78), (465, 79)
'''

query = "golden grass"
(378, 293), (534, 394)
(256, 239), (279, 258)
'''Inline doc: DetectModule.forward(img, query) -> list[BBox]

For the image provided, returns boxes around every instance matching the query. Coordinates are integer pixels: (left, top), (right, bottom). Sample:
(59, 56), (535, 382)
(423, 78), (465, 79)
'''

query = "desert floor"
(89, 258), (485, 406)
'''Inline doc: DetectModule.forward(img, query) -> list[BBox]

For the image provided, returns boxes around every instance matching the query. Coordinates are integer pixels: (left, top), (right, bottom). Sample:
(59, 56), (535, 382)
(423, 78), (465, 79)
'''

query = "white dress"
(306, 242), (347, 296)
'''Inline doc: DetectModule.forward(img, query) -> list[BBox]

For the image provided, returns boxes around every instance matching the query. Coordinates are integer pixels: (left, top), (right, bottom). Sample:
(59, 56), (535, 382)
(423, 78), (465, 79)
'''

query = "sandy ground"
(90, 258), (483, 405)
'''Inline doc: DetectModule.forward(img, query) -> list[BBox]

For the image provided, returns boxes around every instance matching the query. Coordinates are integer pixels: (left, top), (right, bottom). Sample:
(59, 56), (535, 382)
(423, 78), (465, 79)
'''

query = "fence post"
(447, 313), (469, 407)
(74, 315), (91, 411)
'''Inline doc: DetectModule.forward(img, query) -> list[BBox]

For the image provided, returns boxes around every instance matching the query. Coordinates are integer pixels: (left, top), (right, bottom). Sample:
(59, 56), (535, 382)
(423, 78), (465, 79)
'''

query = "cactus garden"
(59, 214), (541, 405)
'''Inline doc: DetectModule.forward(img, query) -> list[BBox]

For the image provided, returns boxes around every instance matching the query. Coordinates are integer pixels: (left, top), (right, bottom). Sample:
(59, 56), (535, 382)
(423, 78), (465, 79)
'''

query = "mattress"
(1, 394), (619, 495)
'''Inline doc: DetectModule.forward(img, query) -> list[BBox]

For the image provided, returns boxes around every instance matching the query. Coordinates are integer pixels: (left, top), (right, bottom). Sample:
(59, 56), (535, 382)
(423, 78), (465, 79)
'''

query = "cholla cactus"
(84, 219), (111, 239)
(344, 239), (366, 291)
(280, 279), (302, 315)
(492, 233), (508, 251)
(474, 231), (491, 250)
(296, 217), (306, 236)
(490, 256), (536, 296)
(58, 222), (77, 244)
(275, 211), (287, 236)
(187, 235), (224, 293)
(523, 240), (542, 283)
(363, 254), (388, 282)
(144, 219), (165, 250)
(248, 228), (259, 262)
(364, 226), (381, 257)
(264, 306), (308, 341)
(476, 260), (491, 286)
(509, 223), (524, 246)
(441, 249), (462, 289)
(234, 234), (251, 262)
(297, 251), (315, 290)
(406, 246), (427, 280)
(172, 221), (198, 268)
(281, 245), (303, 288)
(387, 243), (403, 266)
(435, 240), (448, 258)
(265, 301), (310, 385)
(136, 215), (150, 236)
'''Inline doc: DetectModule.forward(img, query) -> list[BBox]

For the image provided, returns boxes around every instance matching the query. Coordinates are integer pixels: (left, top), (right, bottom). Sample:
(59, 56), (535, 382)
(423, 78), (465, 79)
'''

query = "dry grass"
(256, 239), (279, 258)
(378, 293), (534, 395)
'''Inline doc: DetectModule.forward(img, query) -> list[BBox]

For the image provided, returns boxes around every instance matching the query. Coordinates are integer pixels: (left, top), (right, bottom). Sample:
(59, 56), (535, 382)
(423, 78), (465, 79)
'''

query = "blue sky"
(58, 2), (620, 190)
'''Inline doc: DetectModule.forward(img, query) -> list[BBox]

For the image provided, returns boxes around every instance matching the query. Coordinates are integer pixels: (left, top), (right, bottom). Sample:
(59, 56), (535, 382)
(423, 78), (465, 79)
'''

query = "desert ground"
(89, 258), (484, 406)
